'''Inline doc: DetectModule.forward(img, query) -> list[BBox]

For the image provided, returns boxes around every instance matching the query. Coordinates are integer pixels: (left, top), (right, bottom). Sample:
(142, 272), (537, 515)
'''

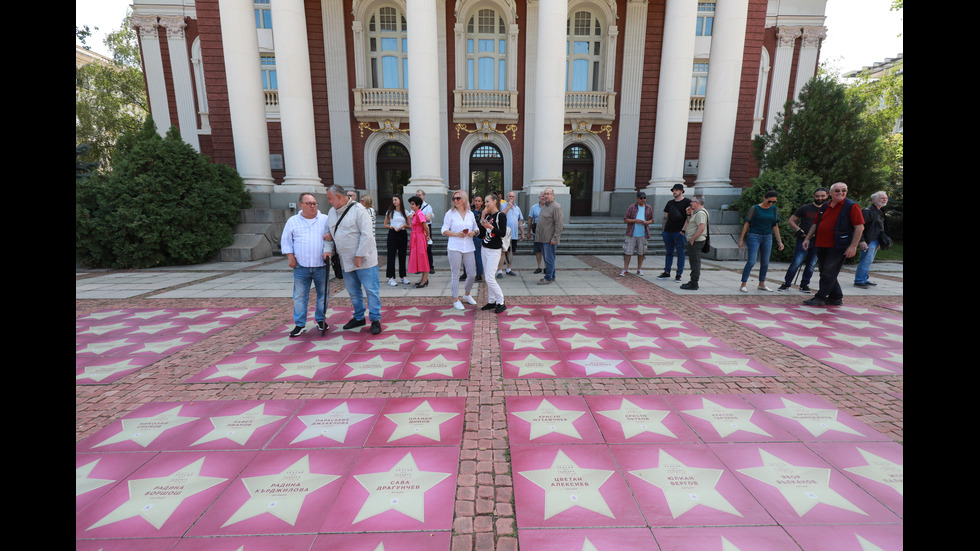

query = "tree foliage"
(76, 119), (252, 269)
(76, 11), (148, 171)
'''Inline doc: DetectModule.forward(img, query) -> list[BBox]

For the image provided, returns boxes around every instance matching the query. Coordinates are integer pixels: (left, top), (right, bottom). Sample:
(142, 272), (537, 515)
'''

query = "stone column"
(132, 15), (171, 135)
(323, 0), (355, 187)
(793, 26), (826, 100)
(528, 0), (570, 219)
(694, 0), (749, 189)
(404, 0), (447, 215)
(611, 0), (650, 216)
(159, 16), (200, 150)
(765, 25), (800, 134)
(218, 0), (273, 189)
(271, 0), (322, 191)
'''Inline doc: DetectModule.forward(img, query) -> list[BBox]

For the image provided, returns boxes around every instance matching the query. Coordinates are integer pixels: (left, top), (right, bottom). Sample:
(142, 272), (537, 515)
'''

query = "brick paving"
(76, 255), (902, 550)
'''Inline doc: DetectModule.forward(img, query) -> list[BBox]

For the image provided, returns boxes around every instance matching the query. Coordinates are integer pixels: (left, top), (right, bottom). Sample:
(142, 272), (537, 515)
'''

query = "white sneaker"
(636, 269), (643, 276)
(462, 295), (477, 305)
(758, 284), (774, 292)
(739, 284), (748, 293)
(388, 278), (398, 286)
(452, 300), (464, 310)
(401, 277), (410, 284)
(620, 270), (627, 276)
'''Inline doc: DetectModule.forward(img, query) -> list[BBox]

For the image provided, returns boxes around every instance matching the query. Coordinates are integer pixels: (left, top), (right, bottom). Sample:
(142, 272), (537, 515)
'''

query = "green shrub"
(76, 119), (251, 268)
(733, 162), (823, 262)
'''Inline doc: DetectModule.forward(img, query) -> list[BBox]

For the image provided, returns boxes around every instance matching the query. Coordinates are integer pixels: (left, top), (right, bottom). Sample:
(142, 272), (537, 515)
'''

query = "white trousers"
(481, 247), (504, 305)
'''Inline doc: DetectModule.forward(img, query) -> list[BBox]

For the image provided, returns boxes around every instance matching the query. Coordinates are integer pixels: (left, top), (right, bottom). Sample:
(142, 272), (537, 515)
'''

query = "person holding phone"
(442, 190), (479, 309)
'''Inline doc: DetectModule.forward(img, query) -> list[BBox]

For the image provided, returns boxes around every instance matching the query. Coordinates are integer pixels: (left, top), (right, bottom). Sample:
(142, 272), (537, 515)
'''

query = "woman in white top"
(441, 190), (479, 309)
(383, 194), (411, 285)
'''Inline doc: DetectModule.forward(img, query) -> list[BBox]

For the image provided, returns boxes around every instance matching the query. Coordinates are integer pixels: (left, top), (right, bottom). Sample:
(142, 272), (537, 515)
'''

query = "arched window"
(469, 143), (504, 200)
(566, 10), (603, 92)
(466, 8), (507, 91)
(562, 145), (594, 216)
(367, 5), (408, 89)
(376, 142), (411, 210)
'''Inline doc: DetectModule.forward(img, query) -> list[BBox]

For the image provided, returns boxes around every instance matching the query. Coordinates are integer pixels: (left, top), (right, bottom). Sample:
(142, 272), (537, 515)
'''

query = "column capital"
(801, 26), (827, 48)
(131, 15), (160, 39)
(776, 25), (802, 47)
(158, 15), (187, 38)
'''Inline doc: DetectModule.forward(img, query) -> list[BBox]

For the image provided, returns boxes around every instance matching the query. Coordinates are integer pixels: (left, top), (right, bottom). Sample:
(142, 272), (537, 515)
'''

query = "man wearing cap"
(657, 183), (692, 282)
(680, 195), (708, 290)
(622, 191), (654, 276)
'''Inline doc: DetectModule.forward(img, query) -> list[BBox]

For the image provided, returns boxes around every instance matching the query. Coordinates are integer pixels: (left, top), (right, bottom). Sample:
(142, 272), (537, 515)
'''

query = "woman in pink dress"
(407, 195), (431, 287)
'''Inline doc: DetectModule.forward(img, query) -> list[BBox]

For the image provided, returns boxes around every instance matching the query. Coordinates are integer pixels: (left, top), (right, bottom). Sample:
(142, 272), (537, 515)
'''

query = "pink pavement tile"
(544, 315), (601, 332)
(238, 330), (320, 355)
(686, 349), (779, 377)
(326, 352), (409, 380)
(379, 305), (435, 322)
(413, 330), (472, 354)
(602, 330), (674, 352)
(76, 538), (178, 550)
(501, 350), (571, 379)
(162, 400), (300, 450)
(622, 350), (710, 378)
(185, 354), (280, 383)
(75, 450), (256, 539)
(77, 452), (155, 513)
(76, 356), (159, 384)
(756, 328), (839, 351)
(171, 534), (317, 550)
(350, 331), (418, 354)
(499, 330), (557, 352)
(665, 394), (797, 443)
(321, 446), (459, 532)
(266, 398), (385, 449)
(807, 349), (903, 376)
(77, 402), (220, 453)
(311, 532), (452, 550)
(302, 331), (365, 355)
(186, 448), (358, 536)
(506, 395), (603, 445)
(584, 395), (700, 443)
(651, 526), (801, 550)
(743, 394), (893, 442)
(657, 328), (730, 350)
(535, 304), (588, 317)
(806, 441), (903, 517)
(256, 353), (345, 381)
(364, 396), (465, 446)
(784, 524), (904, 551)
(422, 316), (474, 333)
(511, 444), (646, 528)
(610, 443), (776, 527)
(76, 336), (152, 358)
(709, 442), (901, 525)
(518, 527), (657, 549)
(562, 349), (640, 378)
(400, 349), (471, 379)
(551, 330), (612, 352)
(498, 315), (550, 332)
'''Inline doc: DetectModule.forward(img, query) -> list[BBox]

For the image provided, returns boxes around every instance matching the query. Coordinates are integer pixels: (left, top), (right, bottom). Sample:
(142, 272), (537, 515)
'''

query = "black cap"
(671, 184), (685, 191)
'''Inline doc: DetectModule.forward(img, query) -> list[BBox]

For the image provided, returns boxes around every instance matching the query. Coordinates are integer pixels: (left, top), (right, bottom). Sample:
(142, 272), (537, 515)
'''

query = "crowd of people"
(281, 183), (891, 337)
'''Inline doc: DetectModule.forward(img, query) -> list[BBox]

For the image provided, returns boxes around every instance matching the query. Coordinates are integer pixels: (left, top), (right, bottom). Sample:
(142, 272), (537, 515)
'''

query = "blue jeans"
(472, 236), (484, 275)
(741, 233), (773, 283)
(662, 231), (685, 276)
(854, 240), (879, 284)
(783, 240), (818, 286)
(541, 242), (557, 281)
(292, 265), (327, 326)
(343, 264), (382, 322)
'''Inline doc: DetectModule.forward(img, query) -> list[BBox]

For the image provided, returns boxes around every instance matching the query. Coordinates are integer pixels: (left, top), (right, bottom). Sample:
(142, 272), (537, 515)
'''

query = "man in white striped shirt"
(282, 193), (329, 337)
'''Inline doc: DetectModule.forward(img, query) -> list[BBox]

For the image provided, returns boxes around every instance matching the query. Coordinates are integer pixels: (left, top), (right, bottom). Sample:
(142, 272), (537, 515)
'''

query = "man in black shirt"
(778, 188), (828, 292)
(657, 184), (692, 282)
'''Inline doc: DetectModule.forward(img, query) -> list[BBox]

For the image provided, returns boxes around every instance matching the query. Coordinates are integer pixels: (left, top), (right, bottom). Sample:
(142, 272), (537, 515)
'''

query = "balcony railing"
(353, 88), (410, 120)
(453, 89), (519, 122)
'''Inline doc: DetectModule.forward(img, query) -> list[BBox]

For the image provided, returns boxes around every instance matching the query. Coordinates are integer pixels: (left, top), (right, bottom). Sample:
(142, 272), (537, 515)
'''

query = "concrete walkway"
(77, 252), (902, 550)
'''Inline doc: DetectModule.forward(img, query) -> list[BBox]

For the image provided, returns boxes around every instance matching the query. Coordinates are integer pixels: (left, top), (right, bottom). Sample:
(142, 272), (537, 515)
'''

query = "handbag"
(700, 210), (711, 253)
(501, 225), (512, 252)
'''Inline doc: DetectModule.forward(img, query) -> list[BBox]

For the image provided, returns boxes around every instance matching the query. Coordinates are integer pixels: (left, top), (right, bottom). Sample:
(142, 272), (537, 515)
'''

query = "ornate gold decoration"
(455, 121), (518, 141)
(564, 121), (614, 140)
(358, 120), (409, 139)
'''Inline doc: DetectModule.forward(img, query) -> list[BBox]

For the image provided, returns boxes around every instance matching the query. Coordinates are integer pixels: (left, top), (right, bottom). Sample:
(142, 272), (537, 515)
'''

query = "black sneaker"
(777, 283), (791, 291)
(289, 325), (305, 337)
(803, 297), (827, 306)
(674, 274), (682, 282)
(506, 270), (516, 276)
(316, 320), (328, 332)
(680, 282), (698, 290)
(371, 320), (382, 335)
(533, 268), (543, 274)
(494, 303), (507, 314)
(799, 284), (812, 293)
(481, 303), (497, 311)
(343, 318), (367, 330)
(854, 282), (869, 288)
(656, 271), (671, 279)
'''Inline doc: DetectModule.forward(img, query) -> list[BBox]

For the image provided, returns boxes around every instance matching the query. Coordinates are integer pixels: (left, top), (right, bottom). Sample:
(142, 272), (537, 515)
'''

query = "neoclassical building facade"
(131, 0), (829, 215)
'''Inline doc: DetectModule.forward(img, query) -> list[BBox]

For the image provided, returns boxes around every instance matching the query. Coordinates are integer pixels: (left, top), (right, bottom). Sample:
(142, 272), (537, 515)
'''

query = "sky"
(76, 0), (903, 73)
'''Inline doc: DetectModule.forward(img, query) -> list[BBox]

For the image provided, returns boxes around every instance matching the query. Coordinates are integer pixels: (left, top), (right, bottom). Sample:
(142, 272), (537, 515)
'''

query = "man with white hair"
(533, 188), (564, 285)
(801, 182), (865, 306)
(854, 191), (889, 288)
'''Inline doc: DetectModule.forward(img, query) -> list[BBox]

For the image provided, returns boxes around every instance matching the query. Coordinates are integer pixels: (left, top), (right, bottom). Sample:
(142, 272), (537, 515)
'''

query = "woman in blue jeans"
(738, 190), (785, 292)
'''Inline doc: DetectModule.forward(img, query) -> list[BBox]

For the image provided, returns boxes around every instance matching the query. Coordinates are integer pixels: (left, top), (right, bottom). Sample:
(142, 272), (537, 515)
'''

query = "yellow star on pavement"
(411, 354), (465, 377)
(77, 338), (133, 356)
(696, 353), (761, 374)
(132, 337), (191, 355)
(93, 406), (199, 448)
(365, 334), (413, 351)
(549, 317), (590, 331)
(77, 322), (130, 336)
(511, 399), (585, 440)
(509, 354), (561, 377)
(221, 455), (340, 527)
(384, 400), (459, 442)
(421, 334), (463, 351)
(542, 305), (578, 316)
(86, 458), (227, 530)
(203, 357), (272, 380)
(130, 322), (180, 334)
(344, 357), (403, 378)
(596, 318), (639, 330)
(820, 352), (895, 374)
(628, 449), (742, 519)
(275, 357), (336, 379)
(519, 450), (615, 519)
(681, 398), (771, 438)
(76, 359), (144, 382)
(352, 452), (452, 523)
(764, 398), (865, 438)
(629, 353), (693, 375)
(291, 402), (375, 444)
(570, 353), (626, 375)
(76, 459), (115, 496)
(844, 448), (903, 496)
(500, 318), (543, 331)
(555, 333), (603, 350)
(609, 332), (660, 350)
(506, 333), (551, 350)
(191, 405), (286, 446)
(596, 398), (676, 439)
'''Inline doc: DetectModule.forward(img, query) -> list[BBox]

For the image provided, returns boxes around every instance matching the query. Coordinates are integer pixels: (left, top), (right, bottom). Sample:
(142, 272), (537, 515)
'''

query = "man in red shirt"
(800, 182), (865, 306)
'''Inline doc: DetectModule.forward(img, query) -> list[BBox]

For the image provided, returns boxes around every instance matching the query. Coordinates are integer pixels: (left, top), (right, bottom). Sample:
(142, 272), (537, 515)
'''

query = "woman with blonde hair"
(442, 190), (479, 309)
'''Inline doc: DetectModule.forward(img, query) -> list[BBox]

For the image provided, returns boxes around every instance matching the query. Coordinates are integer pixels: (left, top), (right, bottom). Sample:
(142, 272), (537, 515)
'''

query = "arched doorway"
(562, 145), (593, 216)
(469, 143), (504, 201)
(376, 142), (411, 212)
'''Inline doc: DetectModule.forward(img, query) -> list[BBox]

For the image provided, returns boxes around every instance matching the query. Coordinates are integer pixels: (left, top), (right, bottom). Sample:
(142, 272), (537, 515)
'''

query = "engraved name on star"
(76, 359), (144, 382)
(412, 354), (465, 377)
(204, 357), (272, 380)
(509, 354), (561, 377)
(764, 398), (864, 438)
(77, 322), (131, 336)
(221, 455), (339, 527)
(696, 353), (761, 375)
(629, 353), (694, 375)
(352, 452), (451, 523)
(820, 352), (895, 374)
(191, 405), (286, 446)
(506, 333), (550, 350)
(384, 400), (460, 442)
(344, 357), (403, 378)
(275, 357), (336, 379)
(736, 449), (867, 517)
(421, 334), (463, 351)
(519, 450), (615, 519)
(596, 398), (676, 439)
(291, 402), (375, 444)
(570, 353), (626, 376)
(681, 399), (771, 438)
(511, 399), (585, 440)
(365, 335), (413, 351)
(556, 333), (604, 350)
(628, 449), (742, 518)
(844, 448), (903, 496)
(86, 457), (226, 530)
(76, 459), (115, 496)
(93, 406), (200, 448)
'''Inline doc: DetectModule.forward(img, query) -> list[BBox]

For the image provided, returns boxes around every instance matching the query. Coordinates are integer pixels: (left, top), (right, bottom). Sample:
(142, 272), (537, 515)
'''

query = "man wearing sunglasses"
(801, 182), (865, 306)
